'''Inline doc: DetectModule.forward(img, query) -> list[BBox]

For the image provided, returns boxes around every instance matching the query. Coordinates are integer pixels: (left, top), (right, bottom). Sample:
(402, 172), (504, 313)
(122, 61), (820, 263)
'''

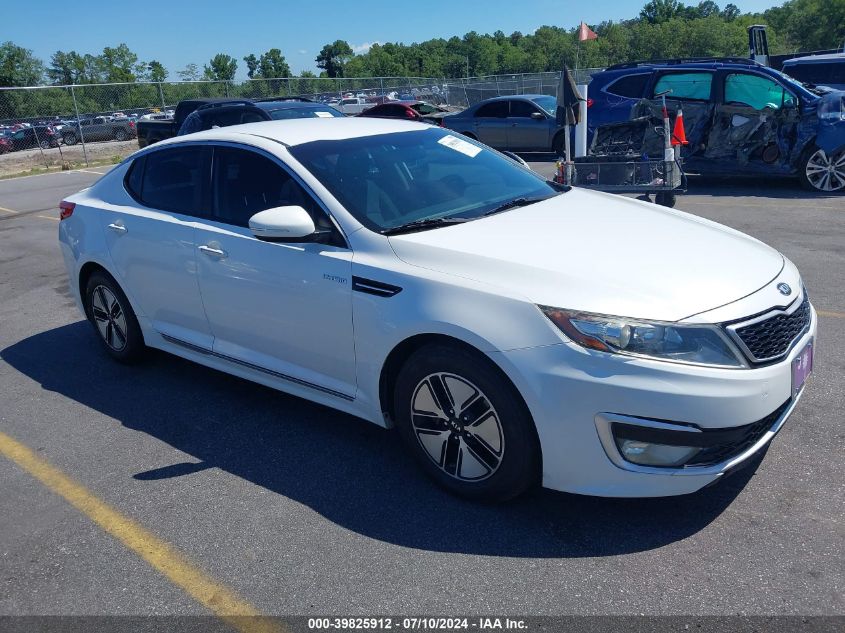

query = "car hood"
(388, 189), (784, 322)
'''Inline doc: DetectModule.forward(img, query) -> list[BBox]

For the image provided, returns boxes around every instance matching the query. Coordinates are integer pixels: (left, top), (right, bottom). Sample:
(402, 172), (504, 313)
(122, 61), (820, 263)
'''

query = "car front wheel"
(393, 343), (540, 501)
(800, 146), (845, 192)
(84, 271), (145, 363)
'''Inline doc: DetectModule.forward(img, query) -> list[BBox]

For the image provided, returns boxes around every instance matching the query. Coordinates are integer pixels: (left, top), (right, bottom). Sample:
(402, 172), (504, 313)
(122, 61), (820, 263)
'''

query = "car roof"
(783, 52), (845, 65)
(158, 117), (431, 147)
(255, 101), (336, 111)
(478, 94), (552, 103)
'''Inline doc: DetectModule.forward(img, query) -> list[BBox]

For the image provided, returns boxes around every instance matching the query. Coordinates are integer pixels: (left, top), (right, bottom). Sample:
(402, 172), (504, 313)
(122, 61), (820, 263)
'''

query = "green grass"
(0, 156), (126, 180)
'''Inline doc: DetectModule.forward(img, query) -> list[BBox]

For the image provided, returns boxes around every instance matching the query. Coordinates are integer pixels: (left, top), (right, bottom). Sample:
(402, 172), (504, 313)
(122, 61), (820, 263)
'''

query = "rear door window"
(724, 73), (796, 110)
(474, 101), (508, 118)
(139, 146), (211, 216)
(653, 72), (713, 101)
(606, 73), (650, 98)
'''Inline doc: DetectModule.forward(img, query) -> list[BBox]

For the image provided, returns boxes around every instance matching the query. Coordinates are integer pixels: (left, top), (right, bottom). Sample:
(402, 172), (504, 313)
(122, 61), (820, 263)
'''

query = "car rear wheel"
(114, 129), (127, 142)
(63, 133), (77, 146)
(84, 271), (145, 363)
(39, 140), (50, 150)
(393, 343), (540, 501)
(799, 145), (845, 192)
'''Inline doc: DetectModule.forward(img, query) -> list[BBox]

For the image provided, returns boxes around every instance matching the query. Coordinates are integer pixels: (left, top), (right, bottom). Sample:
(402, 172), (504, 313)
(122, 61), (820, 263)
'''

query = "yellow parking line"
(0, 205), (17, 214)
(0, 431), (286, 633)
(36, 214), (59, 221)
(818, 310), (845, 319)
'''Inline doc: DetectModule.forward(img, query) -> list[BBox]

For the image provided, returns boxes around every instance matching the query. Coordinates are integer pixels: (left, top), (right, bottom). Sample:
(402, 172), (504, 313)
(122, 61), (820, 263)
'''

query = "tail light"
(586, 98), (595, 108)
(129, 120), (135, 128)
(59, 200), (75, 220)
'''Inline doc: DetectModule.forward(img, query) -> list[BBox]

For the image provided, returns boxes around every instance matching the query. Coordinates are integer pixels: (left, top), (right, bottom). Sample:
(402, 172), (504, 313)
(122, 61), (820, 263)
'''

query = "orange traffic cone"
(672, 107), (688, 146)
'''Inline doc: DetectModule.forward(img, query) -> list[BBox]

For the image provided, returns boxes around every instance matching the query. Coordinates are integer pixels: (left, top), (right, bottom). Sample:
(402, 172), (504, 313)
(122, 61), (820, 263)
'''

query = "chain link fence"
(0, 69), (603, 177)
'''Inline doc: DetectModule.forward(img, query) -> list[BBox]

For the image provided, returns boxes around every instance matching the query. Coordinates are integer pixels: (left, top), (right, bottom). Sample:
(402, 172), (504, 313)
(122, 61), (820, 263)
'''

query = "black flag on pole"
(556, 65), (584, 126)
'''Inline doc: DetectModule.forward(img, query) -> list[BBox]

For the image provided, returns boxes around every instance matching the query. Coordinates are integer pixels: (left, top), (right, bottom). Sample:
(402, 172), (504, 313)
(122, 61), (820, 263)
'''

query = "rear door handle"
(198, 244), (227, 259)
(107, 221), (127, 233)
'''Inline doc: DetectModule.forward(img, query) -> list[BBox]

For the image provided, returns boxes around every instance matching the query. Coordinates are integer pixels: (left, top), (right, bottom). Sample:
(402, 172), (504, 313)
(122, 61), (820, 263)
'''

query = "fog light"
(617, 439), (701, 467)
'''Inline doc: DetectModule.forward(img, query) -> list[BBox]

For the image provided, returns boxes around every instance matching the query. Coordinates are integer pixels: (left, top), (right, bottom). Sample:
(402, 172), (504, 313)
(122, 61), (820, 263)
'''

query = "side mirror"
(530, 111), (545, 120)
(249, 206), (326, 242)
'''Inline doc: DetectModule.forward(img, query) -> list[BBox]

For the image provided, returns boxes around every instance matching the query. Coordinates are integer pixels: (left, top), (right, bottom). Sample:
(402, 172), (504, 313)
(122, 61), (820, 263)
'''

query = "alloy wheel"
(410, 372), (505, 481)
(805, 148), (845, 192)
(91, 285), (128, 351)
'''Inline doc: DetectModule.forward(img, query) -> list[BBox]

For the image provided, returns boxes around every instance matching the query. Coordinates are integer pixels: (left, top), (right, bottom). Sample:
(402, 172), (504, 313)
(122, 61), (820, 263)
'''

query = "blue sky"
(8, 0), (780, 80)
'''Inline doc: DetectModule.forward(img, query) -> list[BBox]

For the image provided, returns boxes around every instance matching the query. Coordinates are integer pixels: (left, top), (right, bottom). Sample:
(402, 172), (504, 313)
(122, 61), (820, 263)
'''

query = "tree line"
(0, 0), (842, 90)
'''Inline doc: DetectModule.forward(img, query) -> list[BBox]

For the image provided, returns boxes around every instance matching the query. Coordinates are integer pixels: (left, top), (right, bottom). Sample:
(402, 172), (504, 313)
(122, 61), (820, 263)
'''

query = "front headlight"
(540, 306), (745, 368)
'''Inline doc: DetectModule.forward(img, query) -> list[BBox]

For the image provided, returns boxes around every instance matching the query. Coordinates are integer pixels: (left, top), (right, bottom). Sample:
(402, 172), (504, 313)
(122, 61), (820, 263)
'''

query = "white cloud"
(352, 41), (382, 54)
(298, 49), (307, 55)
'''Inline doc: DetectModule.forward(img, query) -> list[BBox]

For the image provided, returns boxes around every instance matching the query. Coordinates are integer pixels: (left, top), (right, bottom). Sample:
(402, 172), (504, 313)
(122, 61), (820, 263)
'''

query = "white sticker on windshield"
(438, 134), (482, 157)
(314, 111), (334, 118)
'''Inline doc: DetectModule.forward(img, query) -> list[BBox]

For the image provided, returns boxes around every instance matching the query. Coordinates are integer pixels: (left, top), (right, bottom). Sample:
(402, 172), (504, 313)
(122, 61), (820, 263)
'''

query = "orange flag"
(578, 22), (598, 41)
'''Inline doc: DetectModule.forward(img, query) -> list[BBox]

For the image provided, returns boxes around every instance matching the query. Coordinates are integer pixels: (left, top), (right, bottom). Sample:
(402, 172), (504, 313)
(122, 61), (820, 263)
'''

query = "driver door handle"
(198, 244), (227, 259)
(107, 221), (127, 233)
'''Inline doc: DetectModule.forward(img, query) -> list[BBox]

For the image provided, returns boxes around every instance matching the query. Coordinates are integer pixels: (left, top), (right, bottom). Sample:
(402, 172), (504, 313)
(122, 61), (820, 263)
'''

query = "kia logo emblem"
(777, 283), (792, 296)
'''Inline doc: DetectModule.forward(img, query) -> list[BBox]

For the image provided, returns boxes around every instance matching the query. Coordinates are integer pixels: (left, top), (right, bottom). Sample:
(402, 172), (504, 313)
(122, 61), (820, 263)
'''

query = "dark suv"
(587, 58), (845, 192)
(6, 126), (60, 151)
(177, 100), (343, 136)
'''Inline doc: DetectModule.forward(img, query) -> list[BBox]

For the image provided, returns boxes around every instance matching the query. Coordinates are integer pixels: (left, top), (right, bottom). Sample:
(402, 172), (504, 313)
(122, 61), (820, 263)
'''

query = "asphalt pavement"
(0, 166), (843, 620)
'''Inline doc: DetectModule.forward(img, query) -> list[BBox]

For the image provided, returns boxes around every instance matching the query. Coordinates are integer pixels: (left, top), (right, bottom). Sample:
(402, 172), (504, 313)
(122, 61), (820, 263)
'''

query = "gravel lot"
(0, 166), (842, 622)
(0, 139), (138, 178)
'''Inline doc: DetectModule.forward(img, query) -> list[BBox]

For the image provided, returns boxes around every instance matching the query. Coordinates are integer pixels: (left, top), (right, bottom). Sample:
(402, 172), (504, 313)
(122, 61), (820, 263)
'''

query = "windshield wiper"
(483, 195), (555, 217)
(382, 216), (471, 236)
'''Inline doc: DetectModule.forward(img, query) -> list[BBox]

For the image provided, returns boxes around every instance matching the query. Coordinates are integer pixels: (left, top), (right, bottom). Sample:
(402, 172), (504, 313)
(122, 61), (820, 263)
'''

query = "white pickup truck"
(336, 97), (373, 115)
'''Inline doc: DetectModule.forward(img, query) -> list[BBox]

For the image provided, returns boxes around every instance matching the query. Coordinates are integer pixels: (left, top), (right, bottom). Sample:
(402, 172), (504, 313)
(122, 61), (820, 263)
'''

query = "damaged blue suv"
(587, 58), (845, 192)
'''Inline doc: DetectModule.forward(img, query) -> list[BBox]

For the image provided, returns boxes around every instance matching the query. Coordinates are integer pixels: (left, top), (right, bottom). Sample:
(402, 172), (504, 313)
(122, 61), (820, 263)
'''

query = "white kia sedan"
(58, 118), (816, 501)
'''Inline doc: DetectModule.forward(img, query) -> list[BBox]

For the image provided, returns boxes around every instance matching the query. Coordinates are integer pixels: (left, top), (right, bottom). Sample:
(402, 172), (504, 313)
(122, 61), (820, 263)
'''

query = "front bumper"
(495, 306), (817, 497)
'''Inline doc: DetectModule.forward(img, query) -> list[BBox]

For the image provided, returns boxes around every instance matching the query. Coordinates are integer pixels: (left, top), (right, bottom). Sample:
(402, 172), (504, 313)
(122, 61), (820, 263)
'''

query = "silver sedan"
(442, 94), (564, 152)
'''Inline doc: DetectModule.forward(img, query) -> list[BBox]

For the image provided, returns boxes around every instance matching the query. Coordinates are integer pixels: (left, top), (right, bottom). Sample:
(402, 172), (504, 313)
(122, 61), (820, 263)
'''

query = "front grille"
(686, 399), (791, 467)
(729, 294), (811, 363)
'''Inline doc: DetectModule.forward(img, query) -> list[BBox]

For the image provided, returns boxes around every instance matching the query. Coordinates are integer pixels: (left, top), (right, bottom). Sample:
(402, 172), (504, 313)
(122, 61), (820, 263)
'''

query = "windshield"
(289, 128), (560, 233)
(533, 95), (557, 114)
(768, 68), (822, 100)
(269, 106), (342, 120)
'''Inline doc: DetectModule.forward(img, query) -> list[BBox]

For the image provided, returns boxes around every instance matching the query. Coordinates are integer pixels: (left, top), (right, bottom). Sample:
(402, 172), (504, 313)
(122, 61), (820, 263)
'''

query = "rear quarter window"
(124, 156), (145, 200)
(605, 73), (650, 98)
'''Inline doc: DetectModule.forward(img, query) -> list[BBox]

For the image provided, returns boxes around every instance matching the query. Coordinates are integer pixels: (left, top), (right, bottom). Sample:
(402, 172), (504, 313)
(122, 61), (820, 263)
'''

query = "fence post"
(380, 77), (384, 95)
(158, 82), (166, 110)
(70, 85), (89, 167)
(31, 125), (49, 169)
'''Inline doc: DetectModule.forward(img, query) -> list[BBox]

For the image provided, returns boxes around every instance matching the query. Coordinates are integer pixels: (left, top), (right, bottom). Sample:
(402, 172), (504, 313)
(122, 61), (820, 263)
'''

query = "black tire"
(655, 191), (676, 207)
(39, 140), (50, 150)
(63, 133), (77, 146)
(114, 129), (127, 142)
(393, 343), (540, 502)
(84, 271), (145, 363)
(798, 144), (845, 192)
